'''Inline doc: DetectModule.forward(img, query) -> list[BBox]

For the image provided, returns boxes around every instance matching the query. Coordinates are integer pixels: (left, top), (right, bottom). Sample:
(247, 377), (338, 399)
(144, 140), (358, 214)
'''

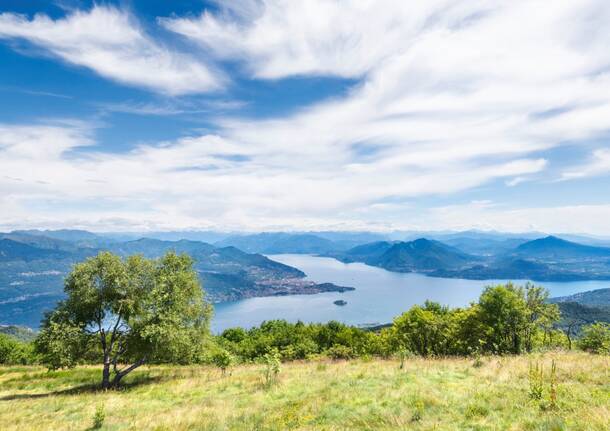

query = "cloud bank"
(1, 1), (610, 233)
(0, 6), (223, 95)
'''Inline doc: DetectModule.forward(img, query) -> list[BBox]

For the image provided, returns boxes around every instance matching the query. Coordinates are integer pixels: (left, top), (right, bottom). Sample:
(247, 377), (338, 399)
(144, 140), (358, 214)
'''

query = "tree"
(211, 349), (235, 376)
(578, 323), (610, 354)
(391, 301), (455, 356)
(523, 284), (560, 351)
(0, 334), (35, 365)
(477, 284), (530, 354)
(35, 251), (212, 389)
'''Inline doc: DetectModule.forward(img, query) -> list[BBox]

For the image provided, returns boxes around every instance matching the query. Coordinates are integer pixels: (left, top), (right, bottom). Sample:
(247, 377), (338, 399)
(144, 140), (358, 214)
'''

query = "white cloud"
(163, 1), (610, 81)
(3, 1), (610, 233)
(423, 202), (610, 235)
(0, 6), (223, 95)
(562, 148), (610, 180)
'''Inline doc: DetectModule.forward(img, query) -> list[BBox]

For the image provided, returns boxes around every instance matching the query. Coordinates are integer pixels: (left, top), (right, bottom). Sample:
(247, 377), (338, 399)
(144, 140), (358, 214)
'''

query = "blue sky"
(0, 1), (609, 235)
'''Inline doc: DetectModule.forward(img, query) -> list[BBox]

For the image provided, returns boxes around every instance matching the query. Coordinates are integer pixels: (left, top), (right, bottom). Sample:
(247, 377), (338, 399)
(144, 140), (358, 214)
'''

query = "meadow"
(0, 351), (608, 430)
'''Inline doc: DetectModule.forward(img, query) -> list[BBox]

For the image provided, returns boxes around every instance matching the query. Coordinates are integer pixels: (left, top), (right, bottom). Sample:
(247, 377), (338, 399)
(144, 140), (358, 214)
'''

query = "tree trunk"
(101, 355), (111, 390)
(110, 358), (146, 388)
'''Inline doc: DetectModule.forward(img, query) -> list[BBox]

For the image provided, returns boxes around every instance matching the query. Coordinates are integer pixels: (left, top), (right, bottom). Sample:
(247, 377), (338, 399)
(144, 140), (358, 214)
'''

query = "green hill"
(335, 238), (475, 272)
(514, 236), (610, 260)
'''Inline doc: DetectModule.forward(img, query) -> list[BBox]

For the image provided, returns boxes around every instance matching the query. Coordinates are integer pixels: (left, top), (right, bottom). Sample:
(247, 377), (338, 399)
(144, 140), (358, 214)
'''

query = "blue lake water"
(211, 254), (610, 333)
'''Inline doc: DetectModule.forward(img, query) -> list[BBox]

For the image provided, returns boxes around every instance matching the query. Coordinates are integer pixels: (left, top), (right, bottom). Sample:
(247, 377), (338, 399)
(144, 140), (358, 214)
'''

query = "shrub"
(92, 405), (105, 429)
(326, 344), (353, 360)
(0, 334), (36, 365)
(529, 362), (544, 400)
(211, 349), (235, 376)
(397, 346), (411, 369)
(577, 323), (610, 354)
(261, 350), (281, 388)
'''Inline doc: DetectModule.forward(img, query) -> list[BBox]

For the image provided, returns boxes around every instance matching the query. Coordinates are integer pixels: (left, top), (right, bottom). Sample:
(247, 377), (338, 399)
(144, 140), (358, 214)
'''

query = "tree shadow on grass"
(0, 374), (165, 401)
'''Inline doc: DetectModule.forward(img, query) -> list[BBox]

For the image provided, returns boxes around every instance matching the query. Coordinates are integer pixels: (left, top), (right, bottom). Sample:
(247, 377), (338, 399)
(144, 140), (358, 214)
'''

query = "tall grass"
(0, 351), (607, 430)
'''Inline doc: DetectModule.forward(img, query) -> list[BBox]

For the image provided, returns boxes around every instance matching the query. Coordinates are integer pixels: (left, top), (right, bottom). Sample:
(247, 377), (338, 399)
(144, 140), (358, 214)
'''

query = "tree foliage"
(577, 322), (610, 354)
(0, 333), (36, 365)
(35, 251), (212, 388)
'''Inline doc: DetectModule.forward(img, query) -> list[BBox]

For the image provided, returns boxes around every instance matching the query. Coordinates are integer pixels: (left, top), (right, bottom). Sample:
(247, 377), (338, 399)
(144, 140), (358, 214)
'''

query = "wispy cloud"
(0, 6), (224, 95)
(0, 85), (73, 99)
(2, 1), (610, 233)
(561, 148), (610, 180)
(94, 99), (248, 116)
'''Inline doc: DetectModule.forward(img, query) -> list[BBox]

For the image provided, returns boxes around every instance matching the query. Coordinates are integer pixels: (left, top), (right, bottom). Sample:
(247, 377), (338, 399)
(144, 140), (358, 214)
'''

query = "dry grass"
(0, 351), (608, 430)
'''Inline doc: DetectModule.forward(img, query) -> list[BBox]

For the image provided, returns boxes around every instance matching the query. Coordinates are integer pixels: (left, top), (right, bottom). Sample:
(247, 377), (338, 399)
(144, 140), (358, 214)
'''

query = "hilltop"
(0, 352), (607, 430)
(514, 236), (610, 260)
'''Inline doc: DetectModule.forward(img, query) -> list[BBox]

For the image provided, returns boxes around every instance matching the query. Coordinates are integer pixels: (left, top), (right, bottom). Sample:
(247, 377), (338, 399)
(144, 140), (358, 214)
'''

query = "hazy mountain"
(333, 241), (396, 263)
(14, 229), (101, 242)
(334, 238), (476, 272)
(513, 236), (610, 260)
(308, 231), (389, 248)
(402, 230), (544, 242)
(0, 233), (351, 328)
(216, 232), (344, 254)
(332, 235), (610, 281)
(96, 230), (232, 244)
(432, 258), (571, 281)
(1, 232), (79, 252)
(0, 239), (70, 261)
(440, 236), (528, 256)
(107, 238), (216, 258)
(550, 288), (610, 308)
(151, 231), (231, 243)
(372, 239), (475, 272)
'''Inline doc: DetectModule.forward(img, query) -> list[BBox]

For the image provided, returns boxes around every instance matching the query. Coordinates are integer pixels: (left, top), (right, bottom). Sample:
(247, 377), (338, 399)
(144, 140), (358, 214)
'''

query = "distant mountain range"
(0, 231), (353, 328)
(330, 235), (610, 281)
(3, 228), (610, 329)
(215, 231), (387, 254)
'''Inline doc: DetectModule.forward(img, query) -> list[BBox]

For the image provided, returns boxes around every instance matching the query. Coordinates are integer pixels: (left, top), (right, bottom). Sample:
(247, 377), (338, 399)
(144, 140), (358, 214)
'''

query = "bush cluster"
(0, 333), (36, 365)
(216, 283), (573, 362)
(2, 284), (609, 368)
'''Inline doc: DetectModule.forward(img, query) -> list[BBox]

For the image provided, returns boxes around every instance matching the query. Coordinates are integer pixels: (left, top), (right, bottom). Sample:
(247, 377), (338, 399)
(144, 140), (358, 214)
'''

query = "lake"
(211, 254), (610, 333)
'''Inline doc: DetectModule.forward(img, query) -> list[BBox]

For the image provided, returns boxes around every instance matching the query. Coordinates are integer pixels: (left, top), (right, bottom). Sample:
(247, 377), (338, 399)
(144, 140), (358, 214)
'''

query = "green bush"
(261, 350), (281, 388)
(326, 344), (353, 360)
(577, 323), (610, 354)
(0, 334), (36, 365)
(92, 405), (105, 429)
(211, 349), (235, 375)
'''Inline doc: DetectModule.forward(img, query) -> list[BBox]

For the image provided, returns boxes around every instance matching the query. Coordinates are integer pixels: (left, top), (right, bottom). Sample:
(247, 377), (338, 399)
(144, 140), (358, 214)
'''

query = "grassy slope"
(0, 352), (608, 430)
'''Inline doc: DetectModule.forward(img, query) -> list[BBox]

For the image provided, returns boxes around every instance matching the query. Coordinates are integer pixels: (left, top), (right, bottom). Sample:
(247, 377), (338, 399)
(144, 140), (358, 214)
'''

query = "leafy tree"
(523, 284), (560, 351)
(211, 349), (235, 375)
(391, 301), (455, 356)
(261, 349), (281, 387)
(35, 251), (212, 389)
(578, 322), (610, 354)
(477, 284), (530, 354)
(0, 334), (36, 365)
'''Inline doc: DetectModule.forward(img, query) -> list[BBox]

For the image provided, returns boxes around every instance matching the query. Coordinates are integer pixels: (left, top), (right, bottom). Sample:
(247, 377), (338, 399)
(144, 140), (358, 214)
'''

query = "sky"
(0, 0), (610, 235)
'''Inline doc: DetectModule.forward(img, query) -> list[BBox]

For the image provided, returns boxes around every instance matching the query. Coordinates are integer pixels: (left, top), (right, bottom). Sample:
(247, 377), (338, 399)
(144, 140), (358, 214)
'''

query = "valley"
(2, 229), (610, 331)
